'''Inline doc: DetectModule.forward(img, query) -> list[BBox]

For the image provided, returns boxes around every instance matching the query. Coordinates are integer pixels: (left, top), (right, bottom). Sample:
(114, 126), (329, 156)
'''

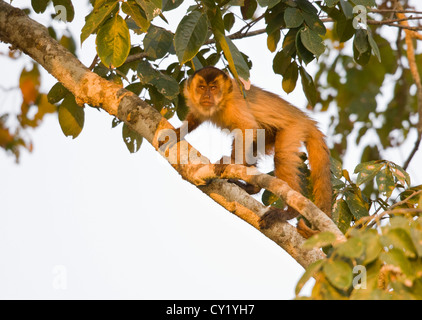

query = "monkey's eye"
(198, 85), (206, 90)
(210, 86), (217, 91)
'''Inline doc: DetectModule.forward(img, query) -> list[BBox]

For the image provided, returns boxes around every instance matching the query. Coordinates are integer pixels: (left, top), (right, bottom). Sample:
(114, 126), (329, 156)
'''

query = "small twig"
(403, 132), (422, 170)
(123, 52), (148, 65)
(88, 54), (99, 70)
(389, 190), (422, 211)
(371, 9), (422, 15)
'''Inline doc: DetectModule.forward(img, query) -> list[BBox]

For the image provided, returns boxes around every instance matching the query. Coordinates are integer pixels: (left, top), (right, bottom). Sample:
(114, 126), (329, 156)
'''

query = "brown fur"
(181, 67), (332, 225)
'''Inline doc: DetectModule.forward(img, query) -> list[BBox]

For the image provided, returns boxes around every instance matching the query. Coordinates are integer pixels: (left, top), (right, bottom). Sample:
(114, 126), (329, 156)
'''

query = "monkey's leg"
(227, 129), (262, 194)
(260, 129), (306, 229)
(263, 129), (321, 237)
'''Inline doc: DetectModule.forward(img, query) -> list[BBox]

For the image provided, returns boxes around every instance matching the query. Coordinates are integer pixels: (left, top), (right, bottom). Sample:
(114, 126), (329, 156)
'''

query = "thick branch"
(167, 154), (345, 244)
(0, 0), (330, 268)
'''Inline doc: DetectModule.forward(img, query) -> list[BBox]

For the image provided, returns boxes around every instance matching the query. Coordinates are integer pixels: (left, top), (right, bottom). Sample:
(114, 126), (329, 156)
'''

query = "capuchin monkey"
(178, 66), (332, 229)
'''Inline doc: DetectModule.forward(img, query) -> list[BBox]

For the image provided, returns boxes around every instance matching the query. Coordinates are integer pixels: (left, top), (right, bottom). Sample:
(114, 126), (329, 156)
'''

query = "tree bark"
(0, 0), (344, 269)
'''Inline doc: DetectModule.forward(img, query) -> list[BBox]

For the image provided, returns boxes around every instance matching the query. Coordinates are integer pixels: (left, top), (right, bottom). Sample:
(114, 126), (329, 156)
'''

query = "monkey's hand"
(214, 157), (262, 194)
(259, 207), (299, 229)
(228, 179), (262, 195)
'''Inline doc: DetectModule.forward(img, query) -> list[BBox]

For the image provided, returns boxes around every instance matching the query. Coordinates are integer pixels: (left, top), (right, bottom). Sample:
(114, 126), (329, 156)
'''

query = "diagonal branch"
(0, 0), (335, 268)
(395, 4), (422, 169)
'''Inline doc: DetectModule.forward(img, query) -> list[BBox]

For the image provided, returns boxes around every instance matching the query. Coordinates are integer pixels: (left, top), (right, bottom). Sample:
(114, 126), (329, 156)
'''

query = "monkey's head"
(185, 66), (233, 117)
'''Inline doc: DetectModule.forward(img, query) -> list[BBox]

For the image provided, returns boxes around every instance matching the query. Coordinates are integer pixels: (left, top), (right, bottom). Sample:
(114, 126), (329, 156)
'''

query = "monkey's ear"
(239, 77), (251, 91)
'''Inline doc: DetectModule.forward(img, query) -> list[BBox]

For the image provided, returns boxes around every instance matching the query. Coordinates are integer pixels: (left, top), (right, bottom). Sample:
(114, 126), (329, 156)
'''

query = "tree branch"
(395, 4), (422, 168)
(0, 0), (335, 268)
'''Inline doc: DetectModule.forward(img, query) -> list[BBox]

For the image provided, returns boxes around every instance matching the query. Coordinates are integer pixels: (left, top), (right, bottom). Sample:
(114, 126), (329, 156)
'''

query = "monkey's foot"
(259, 207), (298, 229)
(228, 179), (261, 195)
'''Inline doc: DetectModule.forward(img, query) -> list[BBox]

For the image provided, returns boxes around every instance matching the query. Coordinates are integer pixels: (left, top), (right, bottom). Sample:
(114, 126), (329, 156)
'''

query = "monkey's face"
(186, 67), (232, 117)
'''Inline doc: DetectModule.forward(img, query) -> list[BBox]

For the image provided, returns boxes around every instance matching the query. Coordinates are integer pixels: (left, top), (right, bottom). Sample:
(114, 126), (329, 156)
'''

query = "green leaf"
(380, 249), (414, 278)
(273, 49), (292, 76)
(390, 163), (411, 187)
(112, 117), (122, 128)
(282, 62), (298, 94)
(176, 93), (189, 121)
(300, 27), (325, 58)
(344, 191), (369, 220)
(225, 36), (251, 81)
(367, 31), (381, 62)
(354, 160), (381, 173)
(205, 4), (249, 82)
(323, 260), (353, 291)
(174, 11), (208, 65)
(336, 237), (365, 259)
(353, 29), (369, 54)
(122, 123), (143, 153)
(265, 11), (286, 35)
(295, 0), (318, 14)
(381, 228), (417, 259)
(241, 0), (258, 20)
(223, 12), (235, 32)
(296, 30), (315, 65)
(256, 0), (281, 8)
(267, 30), (281, 53)
(339, 0), (353, 19)
(162, 0), (183, 11)
(52, 0), (75, 22)
(284, 7), (303, 29)
(262, 189), (285, 208)
(283, 28), (298, 57)
(376, 166), (395, 197)
(301, 10), (326, 35)
(122, 0), (150, 32)
(361, 230), (382, 265)
(135, 0), (162, 21)
(295, 259), (324, 296)
(354, 46), (371, 66)
(332, 199), (353, 234)
(299, 67), (317, 106)
(48, 82), (70, 104)
(81, 0), (119, 44)
(325, 0), (340, 7)
(410, 222), (422, 257)
(58, 94), (85, 139)
(31, 0), (51, 13)
(303, 231), (337, 249)
(354, 161), (384, 186)
(96, 14), (131, 68)
(353, 0), (376, 7)
(137, 61), (179, 99)
(143, 25), (174, 59)
(335, 16), (355, 42)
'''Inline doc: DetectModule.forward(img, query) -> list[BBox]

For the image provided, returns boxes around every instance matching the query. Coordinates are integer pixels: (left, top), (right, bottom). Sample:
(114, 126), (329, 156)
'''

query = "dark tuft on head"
(192, 66), (228, 83)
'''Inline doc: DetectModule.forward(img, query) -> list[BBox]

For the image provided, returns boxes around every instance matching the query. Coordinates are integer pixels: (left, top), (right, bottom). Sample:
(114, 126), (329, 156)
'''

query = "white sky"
(0, 0), (421, 299)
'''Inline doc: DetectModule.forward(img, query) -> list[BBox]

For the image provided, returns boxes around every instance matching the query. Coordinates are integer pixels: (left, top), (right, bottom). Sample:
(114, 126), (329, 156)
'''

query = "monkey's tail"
(306, 124), (332, 217)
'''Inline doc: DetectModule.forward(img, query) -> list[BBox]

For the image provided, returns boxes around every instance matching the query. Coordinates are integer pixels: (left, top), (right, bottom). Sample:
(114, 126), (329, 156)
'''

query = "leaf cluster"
(296, 158), (422, 300)
(297, 214), (422, 300)
(1, 0), (415, 167)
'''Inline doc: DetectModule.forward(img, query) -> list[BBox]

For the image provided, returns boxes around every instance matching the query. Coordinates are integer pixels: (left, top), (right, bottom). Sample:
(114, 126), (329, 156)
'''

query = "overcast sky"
(0, 0), (421, 299)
